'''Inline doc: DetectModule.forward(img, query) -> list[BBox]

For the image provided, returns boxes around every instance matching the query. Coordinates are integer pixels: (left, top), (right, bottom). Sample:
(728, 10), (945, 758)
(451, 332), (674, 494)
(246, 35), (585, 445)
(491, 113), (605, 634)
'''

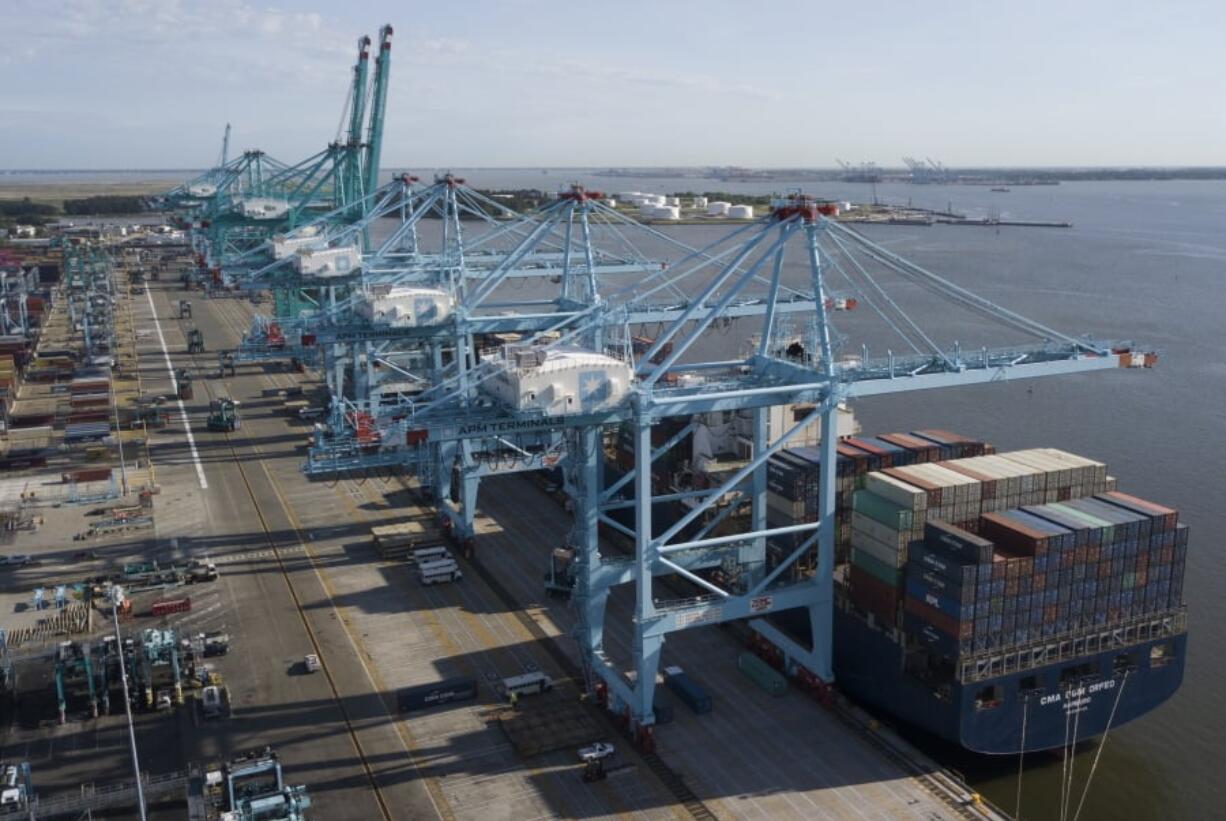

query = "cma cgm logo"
(578, 371), (609, 408)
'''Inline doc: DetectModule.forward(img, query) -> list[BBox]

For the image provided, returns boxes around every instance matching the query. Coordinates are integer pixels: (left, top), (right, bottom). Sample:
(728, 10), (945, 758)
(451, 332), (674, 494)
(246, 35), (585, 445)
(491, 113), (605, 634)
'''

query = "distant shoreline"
(4, 166), (1226, 182)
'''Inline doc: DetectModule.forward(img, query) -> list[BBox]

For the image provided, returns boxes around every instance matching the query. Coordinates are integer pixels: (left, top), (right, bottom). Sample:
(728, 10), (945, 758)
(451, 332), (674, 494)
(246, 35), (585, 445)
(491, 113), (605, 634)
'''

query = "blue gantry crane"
(297, 184), (827, 544)
(302, 192), (1151, 747)
(167, 36), (1152, 746)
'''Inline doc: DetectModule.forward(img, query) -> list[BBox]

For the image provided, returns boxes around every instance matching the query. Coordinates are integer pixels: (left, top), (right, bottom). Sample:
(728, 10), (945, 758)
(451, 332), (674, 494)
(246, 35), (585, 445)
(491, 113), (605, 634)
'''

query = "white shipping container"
(851, 510), (911, 549)
(851, 525), (908, 568)
(865, 472), (927, 512)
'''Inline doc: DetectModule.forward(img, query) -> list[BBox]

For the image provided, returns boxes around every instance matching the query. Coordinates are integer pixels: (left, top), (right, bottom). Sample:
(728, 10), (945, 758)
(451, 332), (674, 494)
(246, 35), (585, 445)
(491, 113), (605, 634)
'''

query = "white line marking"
(144, 286), (209, 489)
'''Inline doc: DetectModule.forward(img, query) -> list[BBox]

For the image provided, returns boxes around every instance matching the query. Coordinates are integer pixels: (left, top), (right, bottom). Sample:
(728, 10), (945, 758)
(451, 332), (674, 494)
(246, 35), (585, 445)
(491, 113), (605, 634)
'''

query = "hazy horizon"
(3, 1), (1223, 169)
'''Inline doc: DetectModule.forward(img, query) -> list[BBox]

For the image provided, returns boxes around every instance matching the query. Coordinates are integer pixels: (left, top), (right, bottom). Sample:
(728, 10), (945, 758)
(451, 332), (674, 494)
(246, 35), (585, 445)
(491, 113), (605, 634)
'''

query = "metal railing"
(958, 608), (1187, 684)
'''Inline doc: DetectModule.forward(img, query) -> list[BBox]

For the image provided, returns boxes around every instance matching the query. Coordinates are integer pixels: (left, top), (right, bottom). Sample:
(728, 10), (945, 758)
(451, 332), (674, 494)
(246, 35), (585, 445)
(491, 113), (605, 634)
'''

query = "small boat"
(990, 187), (1010, 192)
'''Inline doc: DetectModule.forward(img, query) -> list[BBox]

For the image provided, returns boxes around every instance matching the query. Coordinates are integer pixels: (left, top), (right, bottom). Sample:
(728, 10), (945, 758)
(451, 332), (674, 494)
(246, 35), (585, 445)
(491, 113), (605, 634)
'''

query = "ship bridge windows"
(1149, 642), (1175, 669)
(973, 684), (1003, 711)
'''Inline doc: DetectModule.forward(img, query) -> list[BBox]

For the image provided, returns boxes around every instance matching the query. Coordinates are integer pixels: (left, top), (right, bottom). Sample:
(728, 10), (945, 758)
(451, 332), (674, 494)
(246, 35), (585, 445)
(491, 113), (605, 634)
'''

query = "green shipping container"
(737, 652), (788, 696)
(851, 548), (903, 588)
(853, 490), (915, 531)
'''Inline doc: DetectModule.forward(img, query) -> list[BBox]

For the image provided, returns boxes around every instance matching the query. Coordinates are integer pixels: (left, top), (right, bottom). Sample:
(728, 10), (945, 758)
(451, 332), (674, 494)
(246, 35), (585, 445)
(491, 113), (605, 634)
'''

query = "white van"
(502, 671), (553, 698)
(419, 558), (463, 585)
(412, 545), (452, 564)
(202, 685), (223, 717)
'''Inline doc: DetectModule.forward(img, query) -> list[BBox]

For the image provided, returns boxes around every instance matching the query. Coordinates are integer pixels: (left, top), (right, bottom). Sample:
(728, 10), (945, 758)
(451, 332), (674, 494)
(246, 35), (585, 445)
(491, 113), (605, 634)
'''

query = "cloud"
(2, 0), (353, 79)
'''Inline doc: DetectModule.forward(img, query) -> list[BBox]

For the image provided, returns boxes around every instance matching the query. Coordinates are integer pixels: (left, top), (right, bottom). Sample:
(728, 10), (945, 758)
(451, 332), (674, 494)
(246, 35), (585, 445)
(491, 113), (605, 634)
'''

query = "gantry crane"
(297, 185), (831, 550)
(161, 25), (394, 277)
(323, 192), (1151, 747)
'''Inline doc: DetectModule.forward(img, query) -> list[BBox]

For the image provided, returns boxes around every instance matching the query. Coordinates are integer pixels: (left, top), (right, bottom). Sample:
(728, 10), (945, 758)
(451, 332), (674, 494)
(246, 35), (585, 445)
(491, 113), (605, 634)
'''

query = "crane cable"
(1063, 689), (1084, 821)
(1072, 671), (1130, 821)
(1015, 697), (1029, 819)
(1059, 693), (1073, 821)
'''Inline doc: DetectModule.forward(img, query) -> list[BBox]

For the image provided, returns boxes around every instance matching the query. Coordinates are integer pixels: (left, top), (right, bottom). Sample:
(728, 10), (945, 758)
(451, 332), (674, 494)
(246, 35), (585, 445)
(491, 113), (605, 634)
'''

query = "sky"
(1, 0), (1223, 169)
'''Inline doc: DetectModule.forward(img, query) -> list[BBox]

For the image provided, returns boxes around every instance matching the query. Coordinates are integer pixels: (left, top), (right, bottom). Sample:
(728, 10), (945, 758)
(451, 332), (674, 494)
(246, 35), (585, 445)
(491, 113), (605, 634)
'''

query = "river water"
(418, 172), (1219, 821)
(24, 168), (1224, 819)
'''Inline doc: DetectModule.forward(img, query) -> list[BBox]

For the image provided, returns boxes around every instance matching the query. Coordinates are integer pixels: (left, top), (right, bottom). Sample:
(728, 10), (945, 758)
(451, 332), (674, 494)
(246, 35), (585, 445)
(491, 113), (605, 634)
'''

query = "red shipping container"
(845, 437), (894, 467)
(885, 467), (944, 507)
(150, 597), (191, 617)
(63, 468), (111, 484)
(849, 564), (900, 625)
(904, 593), (973, 639)
(1099, 491), (1178, 531)
(980, 512), (1053, 556)
(878, 432), (939, 463)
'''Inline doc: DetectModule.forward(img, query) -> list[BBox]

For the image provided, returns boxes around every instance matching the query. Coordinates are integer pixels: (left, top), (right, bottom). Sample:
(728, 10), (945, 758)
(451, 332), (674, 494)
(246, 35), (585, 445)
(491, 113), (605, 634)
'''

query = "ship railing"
(958, 607), (1187, 684)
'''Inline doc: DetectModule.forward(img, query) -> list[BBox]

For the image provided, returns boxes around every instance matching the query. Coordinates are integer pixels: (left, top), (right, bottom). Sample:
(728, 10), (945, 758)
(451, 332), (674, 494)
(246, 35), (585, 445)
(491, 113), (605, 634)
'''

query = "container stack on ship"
(765, 429), (992, 570)
(766, 435), (1188, 754)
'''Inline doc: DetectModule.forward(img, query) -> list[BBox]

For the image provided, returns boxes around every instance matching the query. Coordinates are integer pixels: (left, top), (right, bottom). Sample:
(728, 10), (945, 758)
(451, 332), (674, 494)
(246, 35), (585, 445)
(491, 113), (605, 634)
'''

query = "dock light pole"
(111, 376), (129, 496)
(111, 588), (147, 821)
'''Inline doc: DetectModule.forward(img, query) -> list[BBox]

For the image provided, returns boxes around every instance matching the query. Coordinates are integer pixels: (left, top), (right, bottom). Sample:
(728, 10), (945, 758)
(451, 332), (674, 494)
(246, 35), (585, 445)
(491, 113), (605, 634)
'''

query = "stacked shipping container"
(883, 485), (1188, 660)
(765, 431), (992, 572)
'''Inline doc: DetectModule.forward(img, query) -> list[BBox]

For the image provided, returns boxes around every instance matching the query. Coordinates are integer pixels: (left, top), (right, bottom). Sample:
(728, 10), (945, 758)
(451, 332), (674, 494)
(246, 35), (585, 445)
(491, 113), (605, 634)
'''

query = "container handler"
(206, 397), (240, 432)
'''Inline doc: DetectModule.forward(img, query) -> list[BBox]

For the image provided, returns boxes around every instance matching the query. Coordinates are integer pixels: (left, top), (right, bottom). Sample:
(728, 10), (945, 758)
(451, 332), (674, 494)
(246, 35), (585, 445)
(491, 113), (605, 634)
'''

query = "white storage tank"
(237, 197), (290, 220)
(605, 198), (617, 208)
(693, 196), (709, 209)
(728, 204), (755, 219)
(653, 205), (681, 220)
(618, 191), (641, 202)
(639, 203), (658, 219)
(355, 286), (453, 327)
(482, 346), (633, 415)
(666, 196), (680, 207)
(295, 244), (360, 277)
(707, 201), (731, 216)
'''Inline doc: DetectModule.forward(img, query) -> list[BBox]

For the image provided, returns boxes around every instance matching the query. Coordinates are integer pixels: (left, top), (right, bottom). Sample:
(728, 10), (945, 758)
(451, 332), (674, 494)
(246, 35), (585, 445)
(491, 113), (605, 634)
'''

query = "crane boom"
(218, 123), (231, 168)
(364, 24), (393, 197)
(348, 35), (372, 147)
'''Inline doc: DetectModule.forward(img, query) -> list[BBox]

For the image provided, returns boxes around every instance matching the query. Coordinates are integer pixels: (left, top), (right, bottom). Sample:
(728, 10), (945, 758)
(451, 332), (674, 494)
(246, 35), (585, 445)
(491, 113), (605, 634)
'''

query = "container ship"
(763, 434), (1188, 755)
(603, 420), (1188, 755)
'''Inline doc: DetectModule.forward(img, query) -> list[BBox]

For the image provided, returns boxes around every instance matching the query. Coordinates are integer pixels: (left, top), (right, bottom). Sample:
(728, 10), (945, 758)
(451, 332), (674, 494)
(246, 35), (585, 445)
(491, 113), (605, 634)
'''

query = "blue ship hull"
(832, 606), (1187, 754)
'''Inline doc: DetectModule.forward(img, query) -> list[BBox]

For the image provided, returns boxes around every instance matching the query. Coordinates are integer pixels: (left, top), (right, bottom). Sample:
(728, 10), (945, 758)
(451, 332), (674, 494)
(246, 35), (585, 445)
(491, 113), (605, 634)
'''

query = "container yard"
(0, 16), (1191, 821)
